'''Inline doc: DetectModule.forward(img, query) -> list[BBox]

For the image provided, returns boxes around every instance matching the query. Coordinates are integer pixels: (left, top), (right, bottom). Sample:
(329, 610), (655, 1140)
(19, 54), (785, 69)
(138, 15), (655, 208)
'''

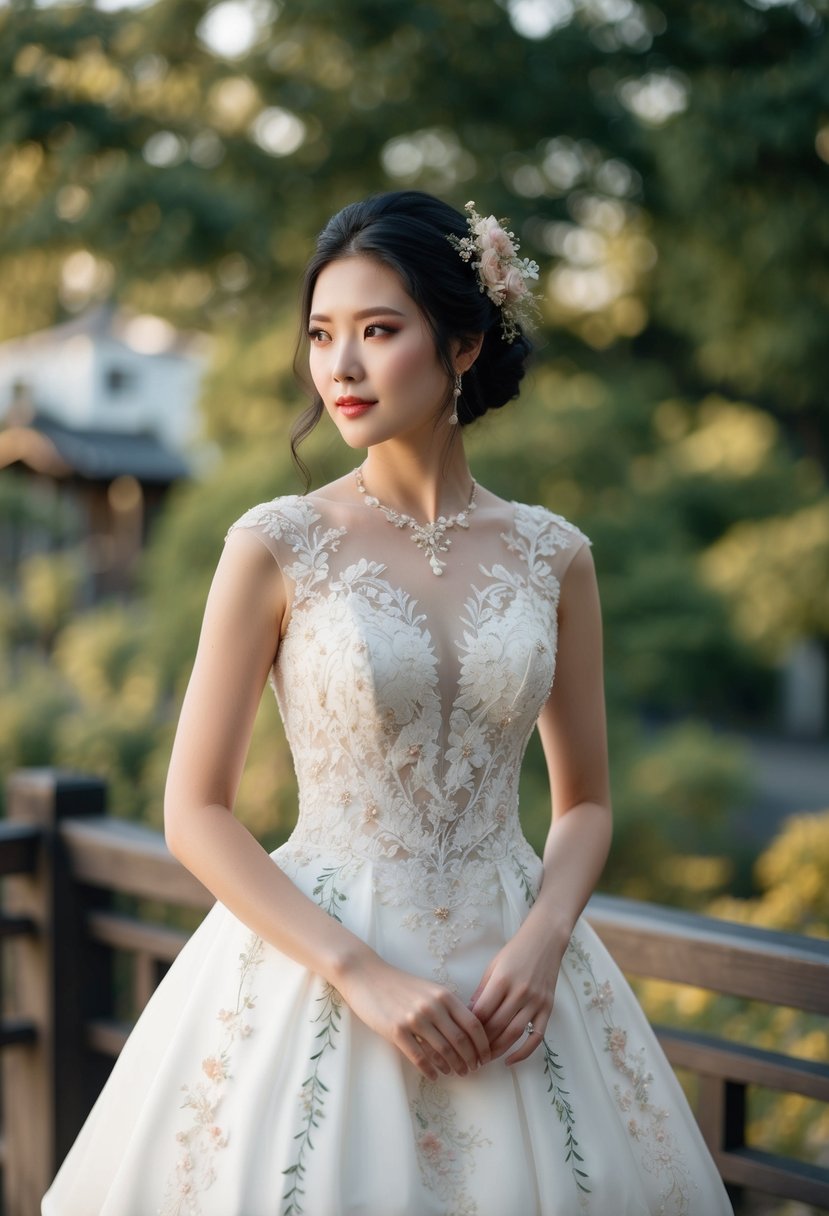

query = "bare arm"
(531, 540), (613, 941)
(469, 541), (612, 1062)
(164, 528), (489, 1079)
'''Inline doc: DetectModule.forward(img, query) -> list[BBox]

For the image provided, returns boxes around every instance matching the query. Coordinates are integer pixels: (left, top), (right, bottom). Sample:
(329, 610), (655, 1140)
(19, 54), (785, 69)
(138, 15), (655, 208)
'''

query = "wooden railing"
(1, 768), (828, 1215)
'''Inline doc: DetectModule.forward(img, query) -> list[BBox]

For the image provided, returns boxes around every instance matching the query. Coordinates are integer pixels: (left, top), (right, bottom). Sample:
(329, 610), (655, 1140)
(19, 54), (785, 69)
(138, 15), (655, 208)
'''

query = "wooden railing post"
(2, 769), (108, 1215)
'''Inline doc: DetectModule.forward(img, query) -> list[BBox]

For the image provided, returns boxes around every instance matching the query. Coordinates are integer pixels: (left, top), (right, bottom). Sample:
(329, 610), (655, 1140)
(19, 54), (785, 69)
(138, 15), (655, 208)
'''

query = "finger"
(406, 1035), (440, 1081)
(432, 1017), (482, 1075)
(489, 1014), (547, 1061)
(468, 976), (508, 1028)
(467, 962), (494, 1010)
(474, 989), (529, 1045)
(477, 1001), (521, 1046)
(505, 1029), (545, 1066)
(451, 1006), (492, 1067)
(419, 1006), (490, 1076)
(413, 1016), (474, 1077)
(416, 1036), (451, 1077)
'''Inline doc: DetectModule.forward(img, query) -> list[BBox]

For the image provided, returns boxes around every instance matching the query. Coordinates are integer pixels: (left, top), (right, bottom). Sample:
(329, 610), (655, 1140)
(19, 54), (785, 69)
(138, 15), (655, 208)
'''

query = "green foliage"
(18, 549), (84, 645)
(1, 0), (827, 904)
(0, 658), (73, 778)
(711, 810), (829, 938)
(635, 811), (829, 1174)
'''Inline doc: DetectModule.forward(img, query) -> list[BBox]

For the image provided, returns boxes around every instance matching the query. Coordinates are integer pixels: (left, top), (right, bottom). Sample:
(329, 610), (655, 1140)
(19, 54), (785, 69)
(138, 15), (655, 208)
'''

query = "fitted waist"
(273, 829), (542, 911)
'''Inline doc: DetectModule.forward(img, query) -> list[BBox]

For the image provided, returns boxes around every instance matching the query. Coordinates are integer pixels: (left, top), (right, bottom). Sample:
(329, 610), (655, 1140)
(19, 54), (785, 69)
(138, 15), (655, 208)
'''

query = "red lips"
(335, 396), (377, 418)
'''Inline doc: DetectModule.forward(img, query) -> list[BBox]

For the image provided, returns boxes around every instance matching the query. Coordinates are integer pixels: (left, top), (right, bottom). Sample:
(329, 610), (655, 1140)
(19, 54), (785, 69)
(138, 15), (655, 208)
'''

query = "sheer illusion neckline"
(274, 494), (535, 686)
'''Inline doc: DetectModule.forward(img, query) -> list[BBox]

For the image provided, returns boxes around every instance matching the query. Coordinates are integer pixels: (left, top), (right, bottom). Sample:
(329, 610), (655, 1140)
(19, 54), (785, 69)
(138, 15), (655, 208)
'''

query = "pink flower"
(419, 1131), (444, 1160)
(201, 1055), (226, 1082)
(448, 200), (539, 342)
(478, 247), (506, 293)
(503, 266), (528, 301)
(490, 225), (517, 259)
(609, 1028), (628, 1057)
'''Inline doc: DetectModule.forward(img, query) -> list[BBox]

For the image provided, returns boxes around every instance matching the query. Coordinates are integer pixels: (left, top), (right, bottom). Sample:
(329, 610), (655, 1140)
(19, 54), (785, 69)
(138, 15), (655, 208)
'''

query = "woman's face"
(307, 254), (452, 450)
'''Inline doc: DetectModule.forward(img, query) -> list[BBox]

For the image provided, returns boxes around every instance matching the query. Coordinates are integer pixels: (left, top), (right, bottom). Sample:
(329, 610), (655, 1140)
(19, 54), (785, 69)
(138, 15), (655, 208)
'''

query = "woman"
(43, 191), (732, 1215)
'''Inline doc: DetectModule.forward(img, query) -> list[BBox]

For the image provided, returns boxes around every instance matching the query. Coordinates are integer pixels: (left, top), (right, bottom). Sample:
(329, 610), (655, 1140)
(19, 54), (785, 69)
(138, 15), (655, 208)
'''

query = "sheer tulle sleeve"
(510, 503), (592, 594)
(225, 496), (347, 614)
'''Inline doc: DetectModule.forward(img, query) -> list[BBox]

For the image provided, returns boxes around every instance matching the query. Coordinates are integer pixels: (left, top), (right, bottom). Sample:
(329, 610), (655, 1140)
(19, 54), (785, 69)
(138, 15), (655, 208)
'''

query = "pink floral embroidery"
(567, 934), (693, 1216)
(159, 933), (265, 1215)
(410, 1079), (490, 1214)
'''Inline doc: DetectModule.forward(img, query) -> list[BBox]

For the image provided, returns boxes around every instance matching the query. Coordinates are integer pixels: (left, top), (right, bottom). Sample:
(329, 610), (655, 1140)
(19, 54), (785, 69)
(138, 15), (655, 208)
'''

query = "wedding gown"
(42, 488), (733, 1216)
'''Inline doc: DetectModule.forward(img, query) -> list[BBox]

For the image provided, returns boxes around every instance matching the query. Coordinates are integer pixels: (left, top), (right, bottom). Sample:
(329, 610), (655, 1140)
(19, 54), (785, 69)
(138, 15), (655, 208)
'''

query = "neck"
(360, 440), (473, 523)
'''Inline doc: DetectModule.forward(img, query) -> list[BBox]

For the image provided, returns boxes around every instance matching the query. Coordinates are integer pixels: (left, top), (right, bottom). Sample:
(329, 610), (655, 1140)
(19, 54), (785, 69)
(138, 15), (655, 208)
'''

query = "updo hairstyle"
(291, 190), (532, 474)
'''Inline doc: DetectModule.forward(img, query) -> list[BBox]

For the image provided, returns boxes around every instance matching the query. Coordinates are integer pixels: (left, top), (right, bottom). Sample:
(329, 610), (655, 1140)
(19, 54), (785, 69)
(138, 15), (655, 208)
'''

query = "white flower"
(456, 630), (511, 709)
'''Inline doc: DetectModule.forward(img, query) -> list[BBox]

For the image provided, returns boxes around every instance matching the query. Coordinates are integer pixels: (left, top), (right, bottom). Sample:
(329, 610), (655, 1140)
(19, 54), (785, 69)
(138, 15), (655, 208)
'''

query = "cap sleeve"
(510, 503), (592, 593)
(225, 496), (346, 604)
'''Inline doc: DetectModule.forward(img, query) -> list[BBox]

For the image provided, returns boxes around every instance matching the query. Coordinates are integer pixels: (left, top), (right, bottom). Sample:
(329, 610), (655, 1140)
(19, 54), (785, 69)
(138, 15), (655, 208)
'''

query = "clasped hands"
(339, 921), (567, 1082)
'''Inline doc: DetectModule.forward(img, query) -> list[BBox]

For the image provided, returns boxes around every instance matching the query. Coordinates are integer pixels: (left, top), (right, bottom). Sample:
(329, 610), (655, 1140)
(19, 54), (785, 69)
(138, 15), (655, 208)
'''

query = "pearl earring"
(450, 372), (462, 425)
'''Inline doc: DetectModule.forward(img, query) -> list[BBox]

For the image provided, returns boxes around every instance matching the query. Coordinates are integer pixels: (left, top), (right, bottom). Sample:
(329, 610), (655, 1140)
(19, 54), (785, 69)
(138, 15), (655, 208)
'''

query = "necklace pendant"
(354, 467), (477, 576)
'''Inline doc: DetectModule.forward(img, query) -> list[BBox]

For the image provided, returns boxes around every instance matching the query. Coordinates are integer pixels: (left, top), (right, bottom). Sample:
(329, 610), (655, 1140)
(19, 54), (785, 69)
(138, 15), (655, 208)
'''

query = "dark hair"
(291, 190), (532, 481)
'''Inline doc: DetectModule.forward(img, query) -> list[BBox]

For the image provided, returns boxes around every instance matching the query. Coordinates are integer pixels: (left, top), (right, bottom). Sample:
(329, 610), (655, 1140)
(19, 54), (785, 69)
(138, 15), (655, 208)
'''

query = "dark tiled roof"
(32, 414), (189, 483)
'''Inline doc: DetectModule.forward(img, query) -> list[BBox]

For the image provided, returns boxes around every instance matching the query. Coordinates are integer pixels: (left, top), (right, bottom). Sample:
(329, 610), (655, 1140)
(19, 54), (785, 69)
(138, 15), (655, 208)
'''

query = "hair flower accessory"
(448, 201), (540, 342)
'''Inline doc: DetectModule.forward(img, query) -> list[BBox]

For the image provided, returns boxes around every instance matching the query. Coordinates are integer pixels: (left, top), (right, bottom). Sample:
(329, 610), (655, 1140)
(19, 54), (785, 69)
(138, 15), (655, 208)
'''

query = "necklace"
(354, 467), (477, 576)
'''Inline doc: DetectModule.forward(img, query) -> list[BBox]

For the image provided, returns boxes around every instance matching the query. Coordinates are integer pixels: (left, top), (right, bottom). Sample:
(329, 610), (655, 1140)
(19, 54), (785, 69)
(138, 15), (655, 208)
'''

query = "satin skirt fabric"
(42, 848), (733, 1216)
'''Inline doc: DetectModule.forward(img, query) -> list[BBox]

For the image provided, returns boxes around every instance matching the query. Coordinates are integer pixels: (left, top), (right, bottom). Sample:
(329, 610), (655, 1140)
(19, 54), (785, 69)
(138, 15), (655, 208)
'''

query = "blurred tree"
(2, 0), (828, 480)
(0, 0), (827, 875)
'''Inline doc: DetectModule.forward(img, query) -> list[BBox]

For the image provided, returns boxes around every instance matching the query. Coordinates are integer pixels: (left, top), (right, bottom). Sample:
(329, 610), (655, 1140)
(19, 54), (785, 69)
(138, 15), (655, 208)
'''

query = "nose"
(332, 336), (363, 384)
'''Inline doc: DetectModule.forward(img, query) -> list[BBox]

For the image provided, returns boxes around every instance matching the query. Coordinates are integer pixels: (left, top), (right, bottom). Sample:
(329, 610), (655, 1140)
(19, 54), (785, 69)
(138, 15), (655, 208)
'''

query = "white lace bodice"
(227, 487), (590, 946)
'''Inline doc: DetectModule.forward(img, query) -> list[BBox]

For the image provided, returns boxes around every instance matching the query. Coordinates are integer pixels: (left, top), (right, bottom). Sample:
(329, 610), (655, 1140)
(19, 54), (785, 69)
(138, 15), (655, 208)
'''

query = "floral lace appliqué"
(265, 503), (586, 980)
(159, 933), (265, 1215)
(410, 1078), (491, 1216)
(227, 496), (346, 605)
(566, 934), (693, 1216)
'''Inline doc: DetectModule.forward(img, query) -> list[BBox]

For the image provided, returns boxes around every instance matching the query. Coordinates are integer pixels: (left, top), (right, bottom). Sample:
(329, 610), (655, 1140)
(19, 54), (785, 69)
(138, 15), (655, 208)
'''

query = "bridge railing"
(1, 768), (827, 1215)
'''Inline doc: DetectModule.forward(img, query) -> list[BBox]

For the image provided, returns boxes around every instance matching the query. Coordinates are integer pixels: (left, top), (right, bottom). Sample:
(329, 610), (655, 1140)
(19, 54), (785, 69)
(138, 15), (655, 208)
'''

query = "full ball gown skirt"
(43, 493), (733, 1216)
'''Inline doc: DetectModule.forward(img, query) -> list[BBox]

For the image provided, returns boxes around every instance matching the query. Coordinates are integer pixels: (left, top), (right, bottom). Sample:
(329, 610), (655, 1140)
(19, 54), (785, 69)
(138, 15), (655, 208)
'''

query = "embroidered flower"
(419, 1131), (446, 1162)
(589, 980), (614, 1011)
(445, 719), (487, 771)
(410, 1080), (490, 1207)
(448, 201), (540, 341)
(201, 1056), (226, 1083)
(608, 1027), (628, 1060)
(160, 934), (265, 1215)
(568, 934), (692, 1214)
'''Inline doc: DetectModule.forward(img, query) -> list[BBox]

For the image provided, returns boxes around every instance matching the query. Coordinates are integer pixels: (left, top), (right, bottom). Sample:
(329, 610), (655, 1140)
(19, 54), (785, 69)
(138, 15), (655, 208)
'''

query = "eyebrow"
(308, 307), (407, 322)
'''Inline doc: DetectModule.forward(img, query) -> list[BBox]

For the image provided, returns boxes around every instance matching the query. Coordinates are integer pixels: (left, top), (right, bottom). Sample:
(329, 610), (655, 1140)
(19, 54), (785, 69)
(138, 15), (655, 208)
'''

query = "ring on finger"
(525, 1020), (541, 1036)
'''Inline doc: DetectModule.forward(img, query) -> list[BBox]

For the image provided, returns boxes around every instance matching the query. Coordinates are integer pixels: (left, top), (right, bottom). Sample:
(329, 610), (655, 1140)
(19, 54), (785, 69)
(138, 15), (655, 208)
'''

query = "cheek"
(308, 350), (331, 401)
(384, 340), (445, 391)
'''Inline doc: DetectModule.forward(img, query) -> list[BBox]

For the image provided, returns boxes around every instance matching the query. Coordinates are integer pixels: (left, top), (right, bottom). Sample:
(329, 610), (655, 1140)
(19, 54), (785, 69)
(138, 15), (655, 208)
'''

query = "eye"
(364, 323), (397, 338)
(307, 327), (331, 344)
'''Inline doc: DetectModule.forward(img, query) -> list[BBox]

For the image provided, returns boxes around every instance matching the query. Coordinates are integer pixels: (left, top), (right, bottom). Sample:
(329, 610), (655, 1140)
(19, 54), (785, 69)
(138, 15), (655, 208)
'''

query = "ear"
(451, 332), (484, 375)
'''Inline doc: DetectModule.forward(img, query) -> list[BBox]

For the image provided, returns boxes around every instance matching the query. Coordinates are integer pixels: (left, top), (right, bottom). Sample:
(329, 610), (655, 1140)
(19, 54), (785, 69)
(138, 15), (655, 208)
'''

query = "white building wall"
(90, 341), (203, 448)
(0, 313), (206, 456)
(0, 334), (96, 426)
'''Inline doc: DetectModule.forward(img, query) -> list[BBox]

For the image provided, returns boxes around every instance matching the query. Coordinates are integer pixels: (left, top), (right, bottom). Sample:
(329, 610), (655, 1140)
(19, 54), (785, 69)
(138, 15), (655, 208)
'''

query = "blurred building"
(0, 305), (208, 597)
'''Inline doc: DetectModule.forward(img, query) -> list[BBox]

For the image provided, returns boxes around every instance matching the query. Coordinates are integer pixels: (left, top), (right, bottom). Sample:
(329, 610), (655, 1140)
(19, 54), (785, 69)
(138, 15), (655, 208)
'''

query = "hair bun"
(460, 327), (531, 425)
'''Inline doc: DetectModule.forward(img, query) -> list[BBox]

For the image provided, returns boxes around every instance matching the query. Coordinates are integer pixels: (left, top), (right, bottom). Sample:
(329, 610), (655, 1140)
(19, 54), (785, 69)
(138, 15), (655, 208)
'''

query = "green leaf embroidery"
(542, 1039), (591, 1195)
